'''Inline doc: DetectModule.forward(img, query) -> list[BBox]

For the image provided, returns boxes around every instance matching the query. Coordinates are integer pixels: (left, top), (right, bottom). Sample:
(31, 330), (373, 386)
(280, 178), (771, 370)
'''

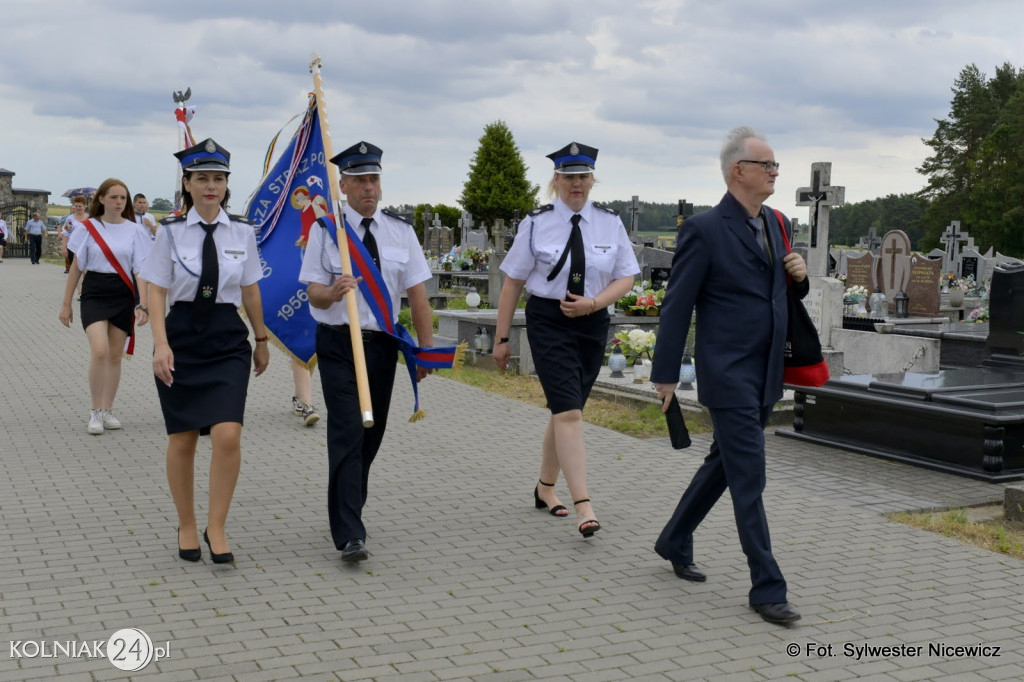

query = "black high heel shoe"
(534, 480), (568, 517)
(177, 527), (201, 562)
(573, 499), (601, 538)
(203, 529), (234, 564)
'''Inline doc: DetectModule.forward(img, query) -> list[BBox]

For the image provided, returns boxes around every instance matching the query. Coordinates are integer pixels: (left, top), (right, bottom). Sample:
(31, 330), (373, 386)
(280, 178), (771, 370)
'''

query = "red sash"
(81, 219), (137, 355)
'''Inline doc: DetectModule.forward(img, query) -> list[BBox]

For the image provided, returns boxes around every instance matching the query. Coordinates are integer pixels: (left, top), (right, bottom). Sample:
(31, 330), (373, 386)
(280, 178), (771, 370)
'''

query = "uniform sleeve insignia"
(382, 209), (413, 226)
(528, 204), (554, 217)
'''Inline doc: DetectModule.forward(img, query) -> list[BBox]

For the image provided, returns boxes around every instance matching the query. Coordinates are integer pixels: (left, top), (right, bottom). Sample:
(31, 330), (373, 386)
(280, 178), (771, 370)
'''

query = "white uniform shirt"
(298, 205), (431, 329)
(137, 212), (158, 240)
(141, 207), (263, 306)
(67, 218), (152, 276)
(501, 199), (640, 300)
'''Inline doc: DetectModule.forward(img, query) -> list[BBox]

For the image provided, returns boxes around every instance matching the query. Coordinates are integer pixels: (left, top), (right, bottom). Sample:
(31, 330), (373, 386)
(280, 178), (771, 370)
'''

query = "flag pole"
(309, 53), (374, 428)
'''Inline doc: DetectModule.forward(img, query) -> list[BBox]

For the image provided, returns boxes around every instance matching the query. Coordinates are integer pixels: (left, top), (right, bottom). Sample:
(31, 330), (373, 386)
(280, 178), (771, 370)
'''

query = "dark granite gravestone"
(961, 254), (979, 280)
(845, 252), (875, 292)
(905, 255), (941, 316)
(650, 266), (671, 291)
(778, 266), (1024, 481)
(986, 264), (1024, 356)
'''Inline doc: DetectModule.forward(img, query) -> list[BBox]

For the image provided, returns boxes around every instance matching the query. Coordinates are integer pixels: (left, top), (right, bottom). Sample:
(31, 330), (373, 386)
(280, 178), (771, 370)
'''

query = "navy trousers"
(655, 404), (787, 605)
(316, 323), (398, 550)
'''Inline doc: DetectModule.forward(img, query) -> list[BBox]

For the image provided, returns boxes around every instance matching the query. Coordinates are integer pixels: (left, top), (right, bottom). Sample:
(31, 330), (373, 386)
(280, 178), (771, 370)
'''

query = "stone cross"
(458, 211), (474, 247)
(626, 195), (643, 241)
(866, 226), (882, 254)
(795, 162), (845, 277)
(492, 219), (507, 255)
(939, 220), (967, 275)
(876, 230), (913, 302)
(422, 207), (434, 235)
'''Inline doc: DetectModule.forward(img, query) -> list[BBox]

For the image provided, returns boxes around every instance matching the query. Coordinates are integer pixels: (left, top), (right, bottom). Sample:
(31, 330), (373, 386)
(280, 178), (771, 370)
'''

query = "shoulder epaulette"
(529, 204), (554, 217)
(382, 209), (413, 226)
(593, 202), (618, 216)
(160, 214), (186, 226)
(228, 213), (251, 225)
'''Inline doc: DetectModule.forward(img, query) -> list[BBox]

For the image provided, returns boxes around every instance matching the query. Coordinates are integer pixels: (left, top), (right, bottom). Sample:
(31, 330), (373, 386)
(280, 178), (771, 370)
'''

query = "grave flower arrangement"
(448, 246), (491, 271)
(968, 306), (989, 323)
(617, 280), (666, 316)
(845, 285), (869, 301)
(610, 328), (657, 365)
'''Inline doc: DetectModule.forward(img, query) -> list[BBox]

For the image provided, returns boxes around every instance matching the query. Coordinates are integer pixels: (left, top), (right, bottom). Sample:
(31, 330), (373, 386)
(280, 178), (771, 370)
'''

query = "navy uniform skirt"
(526, 296), (610, 415)
(81, 271), (134, 334)
(155, 302), (251, 435)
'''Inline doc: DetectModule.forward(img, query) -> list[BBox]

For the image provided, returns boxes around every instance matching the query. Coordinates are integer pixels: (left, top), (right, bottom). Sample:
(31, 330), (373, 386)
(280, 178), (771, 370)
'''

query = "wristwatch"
(495, 337), (510, 345)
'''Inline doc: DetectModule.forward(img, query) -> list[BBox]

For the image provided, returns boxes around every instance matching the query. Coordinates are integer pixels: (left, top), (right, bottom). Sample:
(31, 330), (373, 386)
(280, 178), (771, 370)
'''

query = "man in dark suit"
(650, 126), (807, 625)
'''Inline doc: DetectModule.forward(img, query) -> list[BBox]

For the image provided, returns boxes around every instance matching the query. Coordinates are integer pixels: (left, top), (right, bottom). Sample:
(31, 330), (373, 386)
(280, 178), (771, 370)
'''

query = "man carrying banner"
(299, 141), (435, 564)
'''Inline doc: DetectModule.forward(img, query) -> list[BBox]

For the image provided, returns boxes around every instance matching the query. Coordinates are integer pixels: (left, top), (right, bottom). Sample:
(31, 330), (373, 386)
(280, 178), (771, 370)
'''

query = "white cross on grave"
(795, 162), (845, 278)
(939, 220), (968, 275)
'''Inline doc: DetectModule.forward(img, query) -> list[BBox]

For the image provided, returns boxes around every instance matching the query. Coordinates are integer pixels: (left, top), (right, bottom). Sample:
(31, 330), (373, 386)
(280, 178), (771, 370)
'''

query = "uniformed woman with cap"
(494, 142), (640, 539)
(141, 138), (270, 564)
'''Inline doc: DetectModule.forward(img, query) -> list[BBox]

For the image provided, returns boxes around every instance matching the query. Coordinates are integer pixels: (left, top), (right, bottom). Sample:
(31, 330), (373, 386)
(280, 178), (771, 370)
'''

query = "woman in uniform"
(142, 139), (270, 564)
(493, 142), (640, 539)
(59, 178), (152, 435)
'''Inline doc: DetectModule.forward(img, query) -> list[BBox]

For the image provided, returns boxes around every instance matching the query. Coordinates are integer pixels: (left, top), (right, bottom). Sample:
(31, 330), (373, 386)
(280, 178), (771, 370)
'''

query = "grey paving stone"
(3, 258), (1024, 681)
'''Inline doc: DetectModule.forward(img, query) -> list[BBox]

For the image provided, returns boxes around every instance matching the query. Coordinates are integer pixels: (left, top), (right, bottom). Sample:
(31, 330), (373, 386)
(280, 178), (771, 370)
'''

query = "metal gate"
(0, 202), (31, 257)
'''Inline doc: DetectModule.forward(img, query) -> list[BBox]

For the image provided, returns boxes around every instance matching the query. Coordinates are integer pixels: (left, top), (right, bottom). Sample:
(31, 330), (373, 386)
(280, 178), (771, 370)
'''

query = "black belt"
(319, 322), (391, 342)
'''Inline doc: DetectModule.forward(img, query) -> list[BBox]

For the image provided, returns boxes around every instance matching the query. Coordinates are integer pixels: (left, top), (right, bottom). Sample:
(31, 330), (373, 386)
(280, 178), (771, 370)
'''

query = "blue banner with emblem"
(244, 95), (328, 367)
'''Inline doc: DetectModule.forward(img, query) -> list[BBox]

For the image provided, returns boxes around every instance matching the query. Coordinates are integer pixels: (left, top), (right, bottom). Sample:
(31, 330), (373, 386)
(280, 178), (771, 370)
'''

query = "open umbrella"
(62, 187), (96, 199)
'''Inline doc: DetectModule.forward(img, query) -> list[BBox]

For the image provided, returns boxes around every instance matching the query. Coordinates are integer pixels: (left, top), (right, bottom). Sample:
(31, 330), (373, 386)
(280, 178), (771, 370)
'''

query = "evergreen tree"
(918, 62), (1024, 255)
(459, 121), (538, 231)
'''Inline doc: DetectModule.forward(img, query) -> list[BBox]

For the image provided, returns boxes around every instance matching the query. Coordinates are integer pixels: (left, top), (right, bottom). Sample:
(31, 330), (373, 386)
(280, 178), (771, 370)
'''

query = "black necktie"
(361, 217), (381, 271)
(193, 222), (219, 331)
(547, 214), (585, 299)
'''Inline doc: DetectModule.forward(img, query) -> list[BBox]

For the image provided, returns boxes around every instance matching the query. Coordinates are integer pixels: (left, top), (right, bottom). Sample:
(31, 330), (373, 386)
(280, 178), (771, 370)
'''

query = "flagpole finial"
(172, 87), (191, 105)
(309, 53), (322, 73)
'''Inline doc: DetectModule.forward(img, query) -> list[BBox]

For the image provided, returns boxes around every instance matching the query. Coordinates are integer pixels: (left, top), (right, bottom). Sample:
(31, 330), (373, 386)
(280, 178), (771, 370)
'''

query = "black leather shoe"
(671, 562), (706, 582)
(203, 529), (234, 564)
(341, 539), (369, 563)
(750, 602), (801, 624)
(177, 527), (201, 562)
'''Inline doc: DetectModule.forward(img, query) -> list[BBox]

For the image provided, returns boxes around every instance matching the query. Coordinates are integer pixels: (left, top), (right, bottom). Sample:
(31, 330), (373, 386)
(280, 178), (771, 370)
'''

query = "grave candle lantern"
(893, 290), (909, 318)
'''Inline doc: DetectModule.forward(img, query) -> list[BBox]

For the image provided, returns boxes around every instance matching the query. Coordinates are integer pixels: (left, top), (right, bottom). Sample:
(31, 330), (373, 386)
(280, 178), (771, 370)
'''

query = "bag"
(664, 394), (692, 449)
(772, 209), (830, 387)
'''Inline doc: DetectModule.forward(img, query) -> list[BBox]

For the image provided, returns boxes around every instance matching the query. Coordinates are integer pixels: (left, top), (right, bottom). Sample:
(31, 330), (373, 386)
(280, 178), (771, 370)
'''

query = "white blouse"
(67, 219), (152, 276)
(140, 207), (263, 306)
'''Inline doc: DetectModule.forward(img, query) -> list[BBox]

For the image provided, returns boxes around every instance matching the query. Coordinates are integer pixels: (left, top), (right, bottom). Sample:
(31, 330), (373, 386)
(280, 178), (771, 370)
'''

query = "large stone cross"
(795, 162), (845, 277)
(626, 195), (643, 241)
(458, 211), (473, 247)
(939, 220), (967, 275)
(677, 199), (694, 229)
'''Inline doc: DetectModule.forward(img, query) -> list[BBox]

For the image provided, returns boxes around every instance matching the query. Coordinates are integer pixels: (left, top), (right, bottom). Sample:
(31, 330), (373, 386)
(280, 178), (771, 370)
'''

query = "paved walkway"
(2, 257), (1022, 681)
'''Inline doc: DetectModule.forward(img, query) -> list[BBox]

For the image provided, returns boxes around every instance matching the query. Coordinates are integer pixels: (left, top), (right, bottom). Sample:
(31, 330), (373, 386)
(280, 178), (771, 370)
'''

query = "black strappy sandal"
(574, 499), (601, 537)
(534, 480), (568, 516)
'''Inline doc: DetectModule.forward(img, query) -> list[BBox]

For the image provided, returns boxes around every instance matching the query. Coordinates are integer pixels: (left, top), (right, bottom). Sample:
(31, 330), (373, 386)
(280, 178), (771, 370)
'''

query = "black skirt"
(80, 272), (134, 334)
(526, 296), (610, 414)
(155, 303), (251, 435)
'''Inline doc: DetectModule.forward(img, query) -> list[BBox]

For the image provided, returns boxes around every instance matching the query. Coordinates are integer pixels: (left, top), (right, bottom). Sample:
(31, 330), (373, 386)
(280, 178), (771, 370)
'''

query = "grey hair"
(720, 126), (766, 184)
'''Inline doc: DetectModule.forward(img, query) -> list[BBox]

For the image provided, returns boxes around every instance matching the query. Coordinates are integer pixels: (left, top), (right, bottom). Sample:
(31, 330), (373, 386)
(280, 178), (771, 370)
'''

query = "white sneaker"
(301, 404), (320, 427)
(292, 396), (303, 415)
(87, 409), (104, 435)
(100, 409), (122, 430)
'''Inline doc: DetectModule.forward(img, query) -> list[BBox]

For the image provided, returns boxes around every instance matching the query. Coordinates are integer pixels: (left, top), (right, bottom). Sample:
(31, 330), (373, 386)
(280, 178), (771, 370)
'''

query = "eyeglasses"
(738, 160), (780, 173)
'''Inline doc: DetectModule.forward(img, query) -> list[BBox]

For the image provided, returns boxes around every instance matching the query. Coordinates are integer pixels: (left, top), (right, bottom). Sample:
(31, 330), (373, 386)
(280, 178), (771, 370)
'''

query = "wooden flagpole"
(309, 53), (374, 428)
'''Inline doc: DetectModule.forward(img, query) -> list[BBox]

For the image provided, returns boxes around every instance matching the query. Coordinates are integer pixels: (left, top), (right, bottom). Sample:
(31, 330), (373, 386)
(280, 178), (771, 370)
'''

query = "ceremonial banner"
(245, 95), (327, 366)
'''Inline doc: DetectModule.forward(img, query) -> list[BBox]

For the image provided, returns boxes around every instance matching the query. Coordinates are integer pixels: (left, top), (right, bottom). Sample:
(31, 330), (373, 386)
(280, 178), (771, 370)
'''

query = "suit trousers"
(28, 234), (43, 263)
(316, 323), (398, 549)
(655, 404), (787, 604)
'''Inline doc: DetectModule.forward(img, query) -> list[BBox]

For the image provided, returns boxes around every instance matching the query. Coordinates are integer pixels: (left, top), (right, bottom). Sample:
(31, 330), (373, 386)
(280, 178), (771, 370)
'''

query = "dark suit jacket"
(651, 192), (809, 408)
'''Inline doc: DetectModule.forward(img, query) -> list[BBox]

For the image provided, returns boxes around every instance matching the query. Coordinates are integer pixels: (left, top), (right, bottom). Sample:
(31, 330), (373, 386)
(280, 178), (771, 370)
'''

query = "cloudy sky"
(2, 1), (1022, 223)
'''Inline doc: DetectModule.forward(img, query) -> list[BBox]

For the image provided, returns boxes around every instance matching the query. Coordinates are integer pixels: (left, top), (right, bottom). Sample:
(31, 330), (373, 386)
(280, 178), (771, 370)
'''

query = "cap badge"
(204, 140), (217, 153)
(570, 143), (579, 155)
(359, 143), (367, 154)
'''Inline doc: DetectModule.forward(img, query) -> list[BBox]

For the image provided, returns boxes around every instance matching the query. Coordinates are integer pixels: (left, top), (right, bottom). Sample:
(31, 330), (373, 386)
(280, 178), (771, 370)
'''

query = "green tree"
(459, 121), (538, 232)
(918, 62), (1024, 255)
(151, 197), (173, 211)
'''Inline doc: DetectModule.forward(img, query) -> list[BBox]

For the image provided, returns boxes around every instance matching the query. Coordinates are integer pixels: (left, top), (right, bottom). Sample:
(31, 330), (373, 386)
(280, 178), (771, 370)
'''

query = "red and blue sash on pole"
(323, 215), (465, 420)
